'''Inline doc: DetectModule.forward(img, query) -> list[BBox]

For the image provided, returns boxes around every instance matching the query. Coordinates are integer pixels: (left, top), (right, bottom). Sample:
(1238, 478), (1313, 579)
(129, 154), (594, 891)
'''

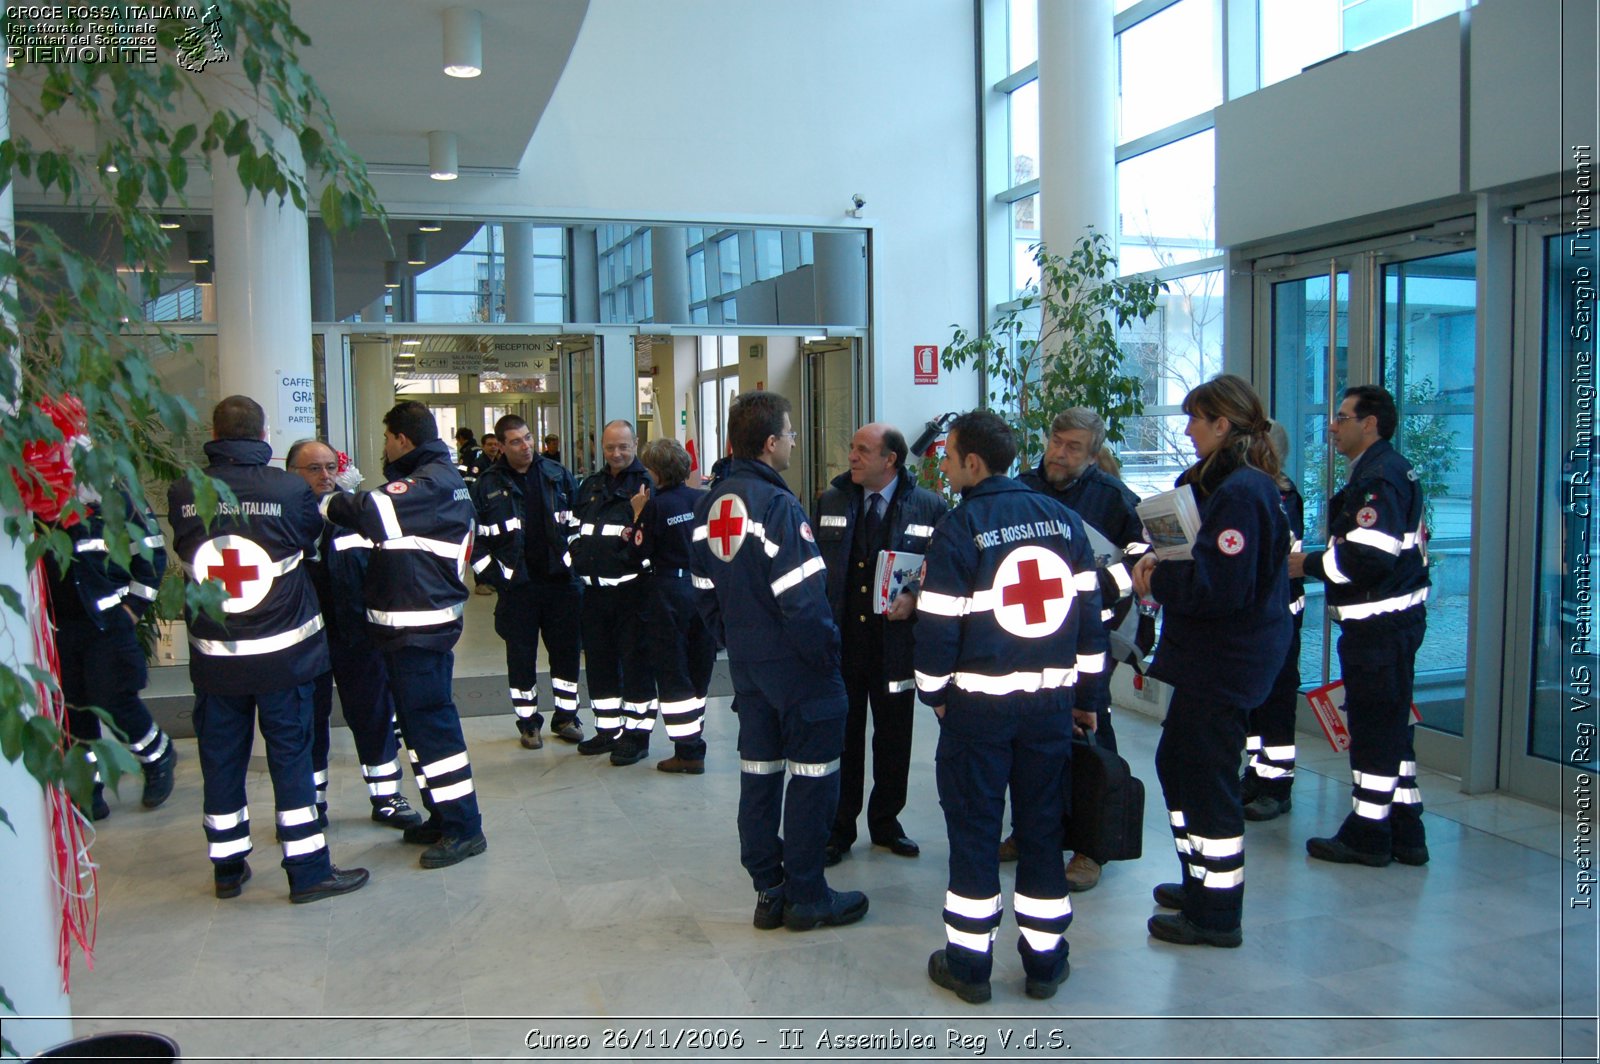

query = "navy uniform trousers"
(59, 612), (170, 773)
(1155, 687), (1247, 932)
(937, 692), (1072, 986)
(835, 622), (914, 848)
(498, 579), (584, 733)
(1335, 611), (1427, 853)
(1244, 627), (1302, 802)
(731, 656), (846, 906)
(385, 647), (482, 839)
(581, 582), (657, 735)
(312, 638), (404, 811)
(194, 682), (332, 892)
(645, 573), (716, 760)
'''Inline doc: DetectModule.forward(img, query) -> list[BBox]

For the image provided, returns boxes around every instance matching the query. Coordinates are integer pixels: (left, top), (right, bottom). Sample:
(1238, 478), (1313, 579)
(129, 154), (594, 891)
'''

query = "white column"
(1038, 0), (1115, 253)
(0, 78), (74, 1058)
(650, 227), (690, 324)
(503, 221), (535, 323)
(209, 114), (315, 459)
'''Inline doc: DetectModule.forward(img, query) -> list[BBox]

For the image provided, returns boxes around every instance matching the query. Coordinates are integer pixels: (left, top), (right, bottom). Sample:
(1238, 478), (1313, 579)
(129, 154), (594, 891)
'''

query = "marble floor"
(45, 682), (1598, 1064)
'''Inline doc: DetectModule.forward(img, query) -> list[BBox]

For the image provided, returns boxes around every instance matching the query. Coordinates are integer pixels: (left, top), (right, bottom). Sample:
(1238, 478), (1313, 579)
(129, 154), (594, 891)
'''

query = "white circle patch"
(384, 480), (409, 495)
(799, 521), (815, 542)
(1216, 529), (1246, 556)
(991, 544), (1074, 639)
(704, 494), (749, 562)
(1355, 506), (1378, 528)
(192, 534), (278, 614)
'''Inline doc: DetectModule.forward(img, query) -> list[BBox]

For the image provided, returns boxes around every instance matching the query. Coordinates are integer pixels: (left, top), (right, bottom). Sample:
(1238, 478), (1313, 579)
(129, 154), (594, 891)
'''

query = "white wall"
(374, 0), (984, 434)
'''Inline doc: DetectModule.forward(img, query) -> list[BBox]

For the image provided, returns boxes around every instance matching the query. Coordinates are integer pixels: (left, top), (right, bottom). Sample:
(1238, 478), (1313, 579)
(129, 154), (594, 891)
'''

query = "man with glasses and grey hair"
(1015, 406), (1149, 892)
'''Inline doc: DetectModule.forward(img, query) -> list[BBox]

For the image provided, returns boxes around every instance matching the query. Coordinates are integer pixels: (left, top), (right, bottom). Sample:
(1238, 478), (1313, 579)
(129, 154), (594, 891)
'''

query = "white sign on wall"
(278, 373), (317, 432)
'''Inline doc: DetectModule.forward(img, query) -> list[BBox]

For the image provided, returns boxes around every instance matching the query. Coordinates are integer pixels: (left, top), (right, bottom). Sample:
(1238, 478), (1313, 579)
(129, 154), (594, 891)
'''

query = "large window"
(414, 224), (566, 325)
(1259, 0), (1472, 90)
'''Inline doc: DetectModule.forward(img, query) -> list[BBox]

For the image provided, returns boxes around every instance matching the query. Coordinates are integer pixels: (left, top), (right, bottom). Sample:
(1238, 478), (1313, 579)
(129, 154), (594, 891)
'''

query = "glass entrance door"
(802, 337), (860, 506)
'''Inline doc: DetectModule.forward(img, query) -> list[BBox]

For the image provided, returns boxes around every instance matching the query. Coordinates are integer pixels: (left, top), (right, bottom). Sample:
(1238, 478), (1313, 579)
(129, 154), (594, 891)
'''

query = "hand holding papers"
(1135, 485), (1202, 561)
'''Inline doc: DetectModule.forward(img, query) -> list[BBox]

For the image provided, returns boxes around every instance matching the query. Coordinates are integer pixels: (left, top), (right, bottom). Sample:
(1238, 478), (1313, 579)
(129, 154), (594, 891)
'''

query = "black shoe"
(1148, 913), (1242, 948)
(420, 832), (487, 869)
(656, 755), (705, 775)
(402, 820), (445, 846)
(927, 949), (992, 1004)
(609, 735), (650, 766)
(1392, 842), (1430, 866)
(1243, 795), (1290, 822)
(873, 835), (920, 858)
(753, 885), (785, 931)
(290, 866), (370, 904)
(518, 722), (544, 750)
(141, 743), (176, 809)
(1239, 771), (1261, 804)
(783, 888), (868, 931)
(84, 783), (110, 822)
(214, 860), (251, 899)
(370, 795), (423, 829)
(576, 729), (620, 756)
(1152, 882), (1186, 910)
(1306, 834), (1391, 867)
(551, 719), (585, 744)
(823, 842), (849, 867)
(1025, 958), (1070, 1001)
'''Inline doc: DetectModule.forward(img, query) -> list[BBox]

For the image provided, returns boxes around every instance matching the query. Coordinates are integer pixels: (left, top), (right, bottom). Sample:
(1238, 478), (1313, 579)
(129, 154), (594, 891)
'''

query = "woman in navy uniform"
(1131, 375), (1291, 948)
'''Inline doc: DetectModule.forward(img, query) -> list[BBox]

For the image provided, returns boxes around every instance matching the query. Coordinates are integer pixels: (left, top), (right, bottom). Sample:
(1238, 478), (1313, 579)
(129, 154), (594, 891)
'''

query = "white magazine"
(873, 550), (924, 613)
(1135, 484), (1202, 561)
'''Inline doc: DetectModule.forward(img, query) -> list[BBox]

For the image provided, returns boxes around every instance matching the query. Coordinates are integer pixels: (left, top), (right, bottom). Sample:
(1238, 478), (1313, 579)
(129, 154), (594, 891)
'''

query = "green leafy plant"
(0, 5), (383, 1051)
(942, 232), (1166, 469)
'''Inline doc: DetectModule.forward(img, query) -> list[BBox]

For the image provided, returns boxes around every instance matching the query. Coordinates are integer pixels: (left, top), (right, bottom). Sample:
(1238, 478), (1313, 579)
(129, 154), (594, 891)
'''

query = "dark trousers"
(646, 575), (716, 759)
(581, 581), (656, 733)
(384, 648), (482, 839)
(312, 639), (401, 808)
(193, 682), (331, 892)
(936, 693), (1072, 985)
(1336, 612), (1427, 852)
(833, 625), (912, 847)
(59, 613), (168, 768)
(1155, 687), (1247, 932)
(731, 657), (847, 906)
(1244, 626), (1302, 800)
(497, 579), (584, 733)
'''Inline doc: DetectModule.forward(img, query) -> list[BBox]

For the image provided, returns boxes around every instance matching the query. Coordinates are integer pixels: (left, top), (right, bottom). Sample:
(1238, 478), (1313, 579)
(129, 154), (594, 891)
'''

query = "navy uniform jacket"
(309, 502), (378, 651)
(48, 491), (167, 631)
(569, 458), (654, 586)
(470, 456), (578, 588)
(814, 466), (947, 692)
(323, 438), (474, 654)
(1281, 477), (1307, 626)
(690, 458), (838, 672)
(635, 482), (705, 575)
(1147, 463), (1292, 707)
(1303, 439), (1430, 626)
(913, 475), (1109, 712)
(1019, 460), (1149, 640)
(168, 438), (330, 696)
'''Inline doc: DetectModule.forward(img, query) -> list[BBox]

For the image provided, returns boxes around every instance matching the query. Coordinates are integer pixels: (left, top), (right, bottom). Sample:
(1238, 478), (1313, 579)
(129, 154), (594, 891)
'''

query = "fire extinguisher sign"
(913, 345), (939, 385)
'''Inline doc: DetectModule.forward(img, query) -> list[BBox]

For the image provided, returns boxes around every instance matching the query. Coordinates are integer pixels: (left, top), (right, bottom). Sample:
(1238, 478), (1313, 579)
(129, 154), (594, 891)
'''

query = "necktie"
(865, 492), (884, 546)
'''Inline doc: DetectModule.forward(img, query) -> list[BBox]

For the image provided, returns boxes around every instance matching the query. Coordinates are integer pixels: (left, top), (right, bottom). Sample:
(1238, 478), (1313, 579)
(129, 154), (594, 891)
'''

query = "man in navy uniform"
(287, 439), (420, 830)
(48, 484), (175, 820)
(568, 420), (657, 765)
(917, 409), (1106, 1004)
(324, 401), (486, 869)
(470, 414), (585, 749)
(691, 391), (868, 932)
(814, 422), (946, 866)
(169, 395), (368, 903)
(1292, 385), (1431, 867)
(1016, 406), (1149, 891)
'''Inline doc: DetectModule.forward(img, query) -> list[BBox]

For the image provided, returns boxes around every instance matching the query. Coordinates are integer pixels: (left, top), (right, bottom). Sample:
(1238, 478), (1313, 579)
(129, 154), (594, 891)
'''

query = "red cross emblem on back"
(992, 544), (1074, 639)
(208, 548), (260, 597)
(1002, 557), (1063, 624)
(705, 494), (749, 561)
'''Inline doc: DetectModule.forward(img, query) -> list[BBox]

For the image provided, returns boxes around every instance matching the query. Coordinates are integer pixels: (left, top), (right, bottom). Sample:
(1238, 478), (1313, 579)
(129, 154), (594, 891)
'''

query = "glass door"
(1267, 266), (1352, 689)
(564, 340), (599, 476)
(802, 337), (859, 507)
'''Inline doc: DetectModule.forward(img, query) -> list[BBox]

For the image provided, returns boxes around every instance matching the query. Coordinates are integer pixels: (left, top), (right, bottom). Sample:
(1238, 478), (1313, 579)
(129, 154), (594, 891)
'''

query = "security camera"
(847, 193), (865, 218)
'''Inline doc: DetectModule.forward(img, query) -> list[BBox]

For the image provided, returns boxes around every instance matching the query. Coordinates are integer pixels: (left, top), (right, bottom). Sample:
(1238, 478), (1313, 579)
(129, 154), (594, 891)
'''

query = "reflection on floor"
(57, 696), (1593, 1064)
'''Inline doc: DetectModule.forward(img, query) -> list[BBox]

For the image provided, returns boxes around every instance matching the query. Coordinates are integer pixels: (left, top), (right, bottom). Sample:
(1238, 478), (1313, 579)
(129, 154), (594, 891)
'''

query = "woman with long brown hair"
(1130, 373), (1292, 947)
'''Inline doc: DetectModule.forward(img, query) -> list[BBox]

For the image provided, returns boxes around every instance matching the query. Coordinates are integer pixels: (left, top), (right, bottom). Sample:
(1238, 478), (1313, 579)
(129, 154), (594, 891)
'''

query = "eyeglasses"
(1330, 413), (1364, 424)
(293, 463), (340, 474)
(778, 431), (798, 442)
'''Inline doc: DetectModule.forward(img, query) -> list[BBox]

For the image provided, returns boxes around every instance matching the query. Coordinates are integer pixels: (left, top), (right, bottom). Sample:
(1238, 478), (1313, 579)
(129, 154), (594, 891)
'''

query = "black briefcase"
(1062, 735), (1145, 863)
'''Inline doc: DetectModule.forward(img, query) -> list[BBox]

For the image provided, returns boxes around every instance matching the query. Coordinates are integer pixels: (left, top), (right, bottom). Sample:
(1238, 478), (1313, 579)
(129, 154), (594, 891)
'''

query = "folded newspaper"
(873, 550), (923, 613)
(1135, 484), (1201, 561)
